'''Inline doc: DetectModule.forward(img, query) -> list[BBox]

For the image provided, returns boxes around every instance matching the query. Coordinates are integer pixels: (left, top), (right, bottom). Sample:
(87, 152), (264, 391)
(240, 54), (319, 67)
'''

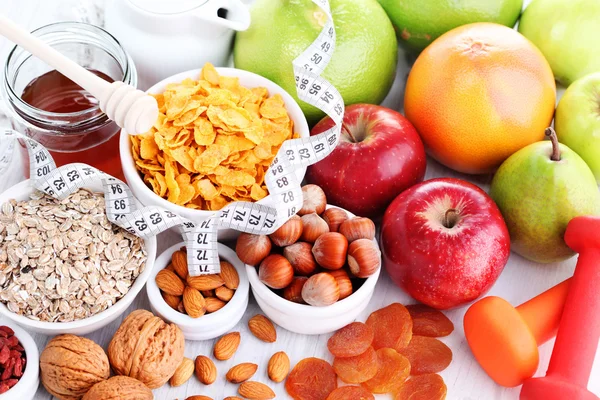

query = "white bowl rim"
(0, 319), (39, 399)
(119, 66), (310, 217)
(0, 179), (157, 331)
(246, 205), (381, 317)
(146, 241), (249, 327)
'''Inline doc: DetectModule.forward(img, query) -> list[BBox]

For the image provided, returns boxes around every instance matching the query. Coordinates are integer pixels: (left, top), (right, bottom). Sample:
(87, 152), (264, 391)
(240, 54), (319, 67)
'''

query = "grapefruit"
(233, 0), (398, 125)
(377, 0), (523, 52)
(404, 23), (556, 175)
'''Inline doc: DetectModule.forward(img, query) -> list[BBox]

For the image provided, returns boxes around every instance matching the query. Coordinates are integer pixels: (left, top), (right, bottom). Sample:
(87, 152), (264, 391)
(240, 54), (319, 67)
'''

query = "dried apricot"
(406, 304), (454, 337)
(361, 348), (410, 394)
(397, 336), (452, 375)
(365, 303), (412, 350)
(326, 386), (375, 400)
(333, 346), (378, 384)
(327, 322), (374, 358)
(395, 374), (447, 400)
(285, 357), (337, 400)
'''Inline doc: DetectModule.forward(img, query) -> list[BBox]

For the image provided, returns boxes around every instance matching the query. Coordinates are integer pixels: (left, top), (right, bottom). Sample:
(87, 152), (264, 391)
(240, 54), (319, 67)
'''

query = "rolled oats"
(0, 189), (147, 322)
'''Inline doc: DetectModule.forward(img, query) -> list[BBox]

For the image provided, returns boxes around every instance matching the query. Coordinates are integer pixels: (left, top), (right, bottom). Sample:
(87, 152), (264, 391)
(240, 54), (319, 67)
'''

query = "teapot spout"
(193, 0), (251, 32)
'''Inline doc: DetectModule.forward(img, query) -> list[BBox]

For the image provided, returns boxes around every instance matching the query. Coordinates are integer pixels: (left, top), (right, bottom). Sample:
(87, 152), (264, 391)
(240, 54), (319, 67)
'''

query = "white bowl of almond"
(238, 184), (381, 335)
(0, 180), (156, 336)
(147, 241), (249, 341)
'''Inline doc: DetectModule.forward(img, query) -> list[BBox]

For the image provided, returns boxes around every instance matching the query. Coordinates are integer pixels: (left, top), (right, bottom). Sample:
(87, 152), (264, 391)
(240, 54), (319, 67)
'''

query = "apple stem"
(342, 122), (357, 143)
(546, 127), (561, 161)
(443, 208), (459, 229)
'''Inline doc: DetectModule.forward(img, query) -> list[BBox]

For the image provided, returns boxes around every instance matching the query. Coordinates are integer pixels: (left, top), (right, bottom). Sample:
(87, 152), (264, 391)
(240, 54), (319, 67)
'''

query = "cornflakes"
(131, 63), (297, 210)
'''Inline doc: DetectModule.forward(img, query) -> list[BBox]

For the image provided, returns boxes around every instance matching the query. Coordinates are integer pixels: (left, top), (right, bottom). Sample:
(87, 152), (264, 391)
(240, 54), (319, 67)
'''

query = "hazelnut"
(301, 273), (340, 307)
(299, 184), (327, 215)
(40, 334), (110, 400)
(236, 233), (272, 266)
(321, 207), (349, 232)
(283, 277), (308, 304)
(270, 215), (303, 247)
(329, 269), (353, 300)
(339, 217), (376, 243)
(300, 213), (329, 243)
(258, 254), (294, 289)
(108, 310), (185, 389)
(348, 239), (381, 278)
(283, 242), (317, 276)
(312, 232), (348, 270)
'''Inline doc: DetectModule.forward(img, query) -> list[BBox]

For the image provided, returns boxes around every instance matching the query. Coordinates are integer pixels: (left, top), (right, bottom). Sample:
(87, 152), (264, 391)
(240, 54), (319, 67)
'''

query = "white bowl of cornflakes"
(120, 64), (310, 240)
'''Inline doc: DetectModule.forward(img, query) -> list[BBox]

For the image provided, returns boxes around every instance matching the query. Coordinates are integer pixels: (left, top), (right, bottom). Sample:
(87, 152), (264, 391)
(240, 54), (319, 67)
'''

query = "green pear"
(490, 128), (600, 263)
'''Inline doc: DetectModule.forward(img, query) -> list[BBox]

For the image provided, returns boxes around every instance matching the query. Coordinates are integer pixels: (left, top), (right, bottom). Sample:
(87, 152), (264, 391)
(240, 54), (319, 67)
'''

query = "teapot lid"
(128, 0), (209, 14)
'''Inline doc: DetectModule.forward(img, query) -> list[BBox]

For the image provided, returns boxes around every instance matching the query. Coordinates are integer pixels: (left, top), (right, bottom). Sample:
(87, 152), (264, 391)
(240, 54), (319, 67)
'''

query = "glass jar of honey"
(2, 22), (138, 180)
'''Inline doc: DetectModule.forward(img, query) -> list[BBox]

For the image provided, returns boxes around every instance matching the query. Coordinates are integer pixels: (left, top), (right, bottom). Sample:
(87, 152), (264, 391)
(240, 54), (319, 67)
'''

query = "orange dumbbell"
(463, 278), (571, 387)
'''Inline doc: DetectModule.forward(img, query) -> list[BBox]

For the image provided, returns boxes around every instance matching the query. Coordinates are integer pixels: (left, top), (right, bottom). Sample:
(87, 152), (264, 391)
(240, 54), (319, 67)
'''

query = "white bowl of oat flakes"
(0, 179), (156, 335)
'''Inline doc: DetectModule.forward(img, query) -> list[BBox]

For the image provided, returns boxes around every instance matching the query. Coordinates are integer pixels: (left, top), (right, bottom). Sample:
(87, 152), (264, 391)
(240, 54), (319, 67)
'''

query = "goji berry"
(0, 346), (9, 364)
(327, 322), (374, 358)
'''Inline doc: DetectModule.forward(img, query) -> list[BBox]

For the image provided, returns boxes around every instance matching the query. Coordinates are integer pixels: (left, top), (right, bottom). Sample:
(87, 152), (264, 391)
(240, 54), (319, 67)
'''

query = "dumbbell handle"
(517, 278), (571, 345)
(546, 250), (600, 386)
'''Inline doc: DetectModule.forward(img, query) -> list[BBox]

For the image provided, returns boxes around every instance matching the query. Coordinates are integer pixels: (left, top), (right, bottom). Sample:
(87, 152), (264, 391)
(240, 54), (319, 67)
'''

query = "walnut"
(82, 376), (153, 400)
(40, 334), (110, 400)
(108, 309), (185, 389)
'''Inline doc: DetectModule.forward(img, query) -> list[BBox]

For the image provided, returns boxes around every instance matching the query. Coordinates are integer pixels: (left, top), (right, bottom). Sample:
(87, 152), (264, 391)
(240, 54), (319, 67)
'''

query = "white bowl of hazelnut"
(0, 179), (156, 336)
(238, 185), (381, 335)
(147, 241), (249, 340)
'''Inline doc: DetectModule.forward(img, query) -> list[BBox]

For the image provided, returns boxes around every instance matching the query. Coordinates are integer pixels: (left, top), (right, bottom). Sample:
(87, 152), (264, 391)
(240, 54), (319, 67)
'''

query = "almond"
(238, 381), (276, 400)
(177, 300), (185, 313)
(215, 286), (235, 302)
(219, 261), (239, 290)
(171, 250), (189, 280)
(214, 332), (241, 360)
(248, 314), (277, 343)
(205, 297), (226, 313)
(187, 274), (224, 291)
(170, 357), (194, 387)
(186, 396), (213, 400)
(183, 286), (206, 318)
(224, 397), (243, 400)
(162, 292), (181, 309)
(267, 351), (290, 383)
(226, 362), (258, 383)
(155, 269), (185, 296)
(201, 289), (214, 297)
(194, 355), (217, 385)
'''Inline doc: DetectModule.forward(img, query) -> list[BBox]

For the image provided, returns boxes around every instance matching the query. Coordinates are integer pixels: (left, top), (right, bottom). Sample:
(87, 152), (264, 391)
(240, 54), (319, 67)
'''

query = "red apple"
(307, 104), (426, 217)
(381, 178), (510, 309)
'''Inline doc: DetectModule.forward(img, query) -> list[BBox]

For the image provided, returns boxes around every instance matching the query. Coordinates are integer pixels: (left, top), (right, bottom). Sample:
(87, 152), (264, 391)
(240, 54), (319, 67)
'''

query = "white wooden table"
(0, 1), (598, 399)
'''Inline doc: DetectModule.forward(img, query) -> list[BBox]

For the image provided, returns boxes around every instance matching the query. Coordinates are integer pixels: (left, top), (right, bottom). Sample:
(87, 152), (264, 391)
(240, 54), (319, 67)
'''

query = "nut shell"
(236, 233), (272, 266)
(299, 184), (327, 215)
(269, 215), (303, 247)
(347, 239), (381, 278)
(226, 363), (258, 383)
(82, 376), (152, 400)
(268, 351), (290, 383)
(195, 355), (217, 385)
(321, 208), (349, 232)
(108, 309), (185, 389)
(248, 314), (277, 343)
(302, 272), (340, 307)
(258, 254), (294, 289)
(283, 242), (317, 276)
(300, 213), (329, 243)
(339, 217), (376, 243)
(187, 274), (224, 291)
(283, 277), (308, 304)
(312, 232), (348, 270)
(170, 357), (195, 387)
(329, 269), (353, 300)
(219, 261), (240, 290)
(183, 286), (206, 318)
(155, 269), (185, 296)
(214, 332), (241, 361)
(40, 334), (110, 400)
(171, 250), (189, 280)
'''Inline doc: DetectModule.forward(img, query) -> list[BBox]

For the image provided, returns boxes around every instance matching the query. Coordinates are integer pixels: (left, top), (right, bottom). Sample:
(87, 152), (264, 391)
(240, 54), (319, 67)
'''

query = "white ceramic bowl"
(0, 319), (39, 400)
(246, 206), (381, 335)
(120, 67), (310, 241)
(147, 242), (249, 340)
(0, 180), (157, 335)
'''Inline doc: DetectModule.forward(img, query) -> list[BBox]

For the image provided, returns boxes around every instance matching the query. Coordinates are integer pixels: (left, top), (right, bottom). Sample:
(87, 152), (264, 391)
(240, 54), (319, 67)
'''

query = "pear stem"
(443, 208), (459, 229)
(546, 127), (561, 161)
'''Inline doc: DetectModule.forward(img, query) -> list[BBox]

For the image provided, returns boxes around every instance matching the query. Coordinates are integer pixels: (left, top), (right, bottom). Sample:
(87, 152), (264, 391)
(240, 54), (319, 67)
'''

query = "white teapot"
(104, 0), (251, 90)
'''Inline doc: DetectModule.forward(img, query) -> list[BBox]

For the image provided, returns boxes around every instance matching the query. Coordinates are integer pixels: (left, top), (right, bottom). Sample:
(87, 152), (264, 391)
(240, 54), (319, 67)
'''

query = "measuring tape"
(0, 0), (344, 276)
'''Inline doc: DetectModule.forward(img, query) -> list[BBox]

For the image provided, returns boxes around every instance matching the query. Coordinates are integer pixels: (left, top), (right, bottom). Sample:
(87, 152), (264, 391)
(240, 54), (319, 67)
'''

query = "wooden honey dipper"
(464, 277), (571, 387)
(520, 215), (600, 400)
(0, 13), (158, 135)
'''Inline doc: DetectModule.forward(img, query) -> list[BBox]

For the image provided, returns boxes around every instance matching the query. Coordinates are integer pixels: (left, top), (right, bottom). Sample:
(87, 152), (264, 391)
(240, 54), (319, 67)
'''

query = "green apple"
(490, 128), (600, 263)
(519, 0), (600, 86)
(555, 72), (600, 183)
